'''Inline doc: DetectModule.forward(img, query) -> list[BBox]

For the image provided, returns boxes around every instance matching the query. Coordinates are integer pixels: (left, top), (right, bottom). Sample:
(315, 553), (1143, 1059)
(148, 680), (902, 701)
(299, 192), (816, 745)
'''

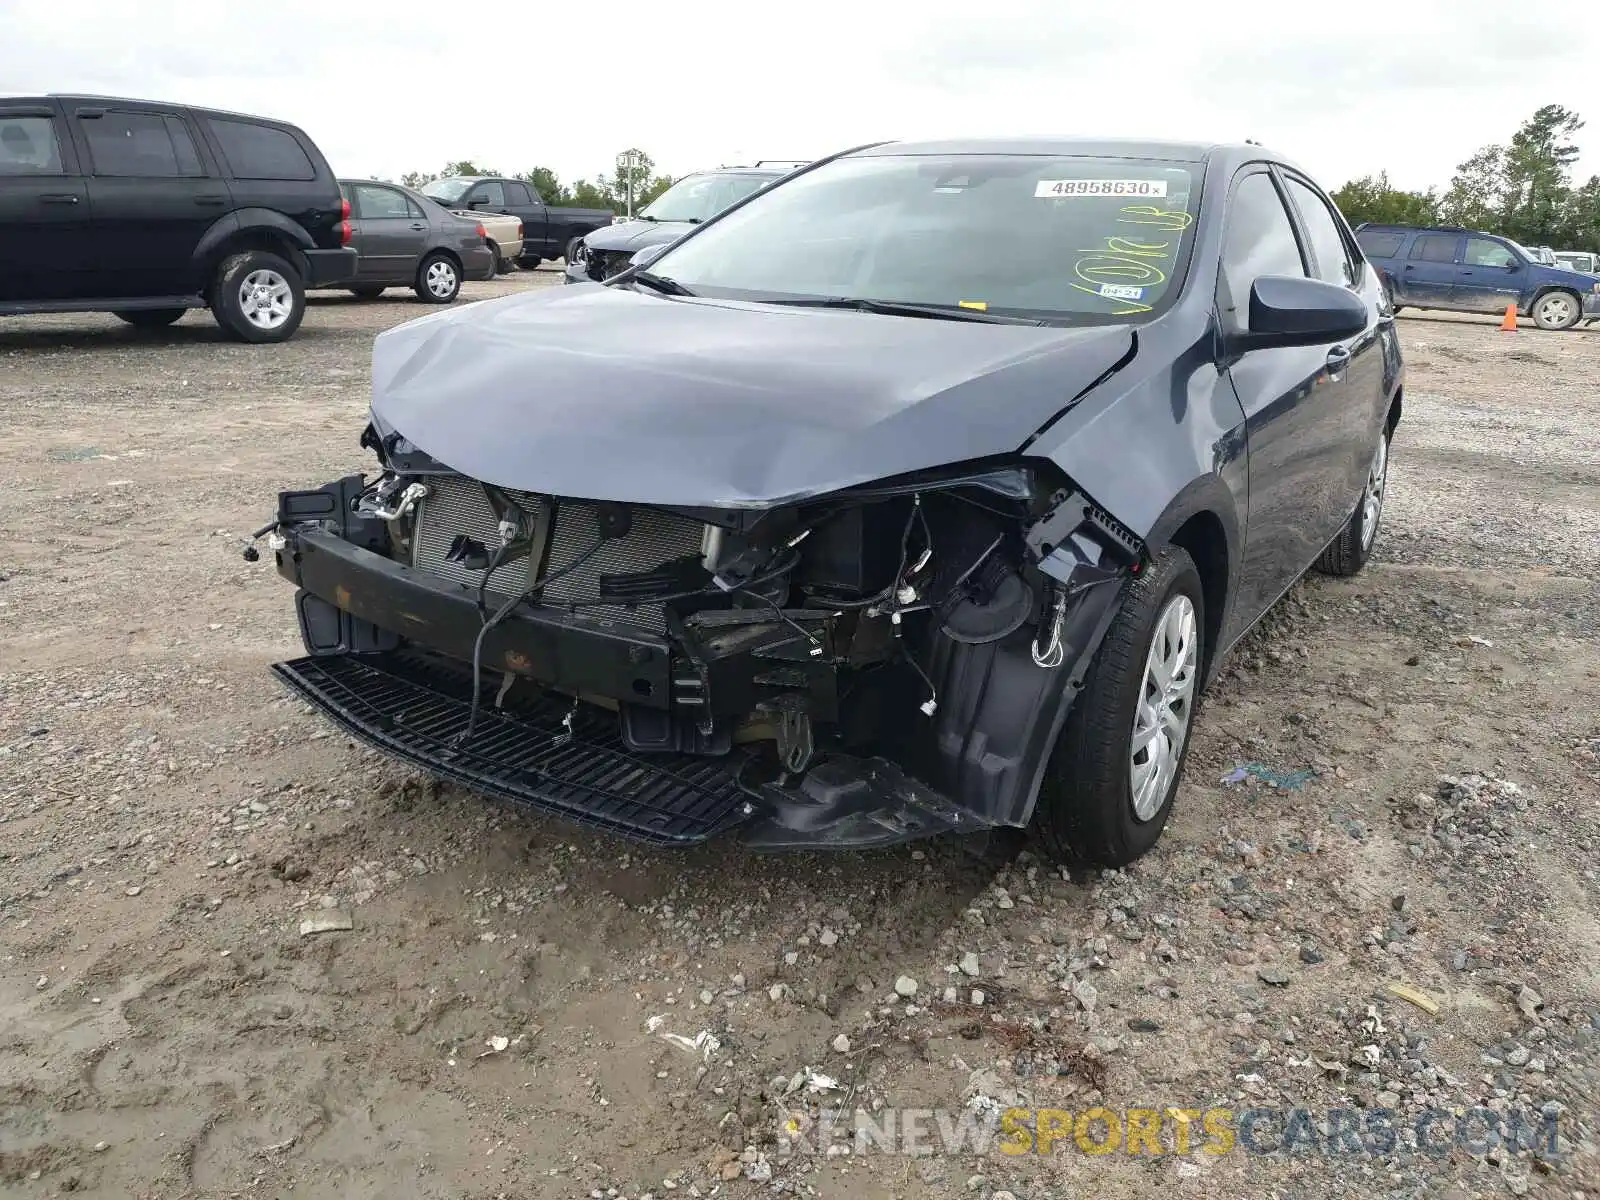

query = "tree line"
(388, 108), (1600, 253)
(1332, 105), (1600, 251)
(392, 148), (675, 213)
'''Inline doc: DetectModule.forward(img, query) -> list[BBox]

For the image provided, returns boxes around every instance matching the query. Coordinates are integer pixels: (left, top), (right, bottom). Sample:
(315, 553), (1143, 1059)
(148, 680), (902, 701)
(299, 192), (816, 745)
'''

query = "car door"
(68, 103), (224, 298)
(1216, 167), (1358, 646)
(1453, 236), (1527, 312)
(348, 182), (429, 283)
(1393, 232), (1460, 307)
(1279, 172), (1390, 525)
(464, 179), (506, 215)
(0, 102), (90, 303)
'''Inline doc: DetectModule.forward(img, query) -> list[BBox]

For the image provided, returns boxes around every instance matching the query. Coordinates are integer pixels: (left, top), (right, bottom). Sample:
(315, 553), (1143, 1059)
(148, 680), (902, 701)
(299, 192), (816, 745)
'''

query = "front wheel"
(1033, 546), (1205, 867)
(1532, 289), (1582, 331)
(414, 252), (461, 304)
(211, 251), (305, 343)
(1315, 427), (1390, 576)
(114, 308), (186, 329)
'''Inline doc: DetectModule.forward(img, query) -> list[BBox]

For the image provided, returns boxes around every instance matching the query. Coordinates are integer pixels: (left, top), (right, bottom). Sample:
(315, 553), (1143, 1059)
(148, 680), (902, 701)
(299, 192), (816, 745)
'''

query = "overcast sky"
(5, 0), (1599, 193)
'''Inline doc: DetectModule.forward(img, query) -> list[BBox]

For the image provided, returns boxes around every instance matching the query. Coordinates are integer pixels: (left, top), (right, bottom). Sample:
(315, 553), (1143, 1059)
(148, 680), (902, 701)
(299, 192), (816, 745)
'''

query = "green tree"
(400, 169), (439, 189)
(1500, 105), (1584, 244)
(568, 178), (615, 209)
(1331, 172), (1440, 227)
(1441, 144), (1510, 230)
(1558, 175), (1600, 252)
(517, 167), (569, 205)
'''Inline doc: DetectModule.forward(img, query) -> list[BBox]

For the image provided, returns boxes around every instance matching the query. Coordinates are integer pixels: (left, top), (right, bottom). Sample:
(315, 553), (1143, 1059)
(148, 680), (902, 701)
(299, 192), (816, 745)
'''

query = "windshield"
(421, 178), (473, 204)
(639, 171), (777, 223)
(1506, 238), (1551, 265)
(646, 154), (1200, 323)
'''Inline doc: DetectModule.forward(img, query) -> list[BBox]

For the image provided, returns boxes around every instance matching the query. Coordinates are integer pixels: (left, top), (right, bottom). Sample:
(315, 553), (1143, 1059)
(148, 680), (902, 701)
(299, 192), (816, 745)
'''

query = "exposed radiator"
(411, 479), (547, 595)
(409, 475), (705, 632)
(540, 500), (707, 630)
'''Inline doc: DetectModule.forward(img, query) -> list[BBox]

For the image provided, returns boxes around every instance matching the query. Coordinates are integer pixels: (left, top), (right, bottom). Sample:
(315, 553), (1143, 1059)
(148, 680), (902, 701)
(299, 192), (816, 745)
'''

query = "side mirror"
(1233, 275), (1368, 351)
(466, 199), (485, 209)
(630, 243), (669, 270)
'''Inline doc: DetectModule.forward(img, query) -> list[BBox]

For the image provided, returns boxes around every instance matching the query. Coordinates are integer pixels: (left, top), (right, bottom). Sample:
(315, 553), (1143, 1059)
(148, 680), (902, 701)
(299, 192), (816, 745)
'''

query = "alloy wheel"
(426, 260), (458, 299)
(1360, 435), (1389, 550)
(238, 269), (293, 330)
(1130, 593), (1199, 821)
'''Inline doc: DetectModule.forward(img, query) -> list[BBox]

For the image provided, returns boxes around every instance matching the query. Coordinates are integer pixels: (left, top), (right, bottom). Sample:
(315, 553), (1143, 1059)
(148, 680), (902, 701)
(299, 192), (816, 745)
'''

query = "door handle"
(194, 195), (227, 207)
(410, 222), (426, 230)
(39, 193), (79, 205)
(1326, 346), (1352, 365)
(1402, 264), (1415, 271)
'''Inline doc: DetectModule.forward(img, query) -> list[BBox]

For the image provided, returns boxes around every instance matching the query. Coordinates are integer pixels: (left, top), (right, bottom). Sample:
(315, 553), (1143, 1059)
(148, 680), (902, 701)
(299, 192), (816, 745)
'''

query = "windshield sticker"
(1036, 179), (1169, 199)
(1065, 204), (1193, 314)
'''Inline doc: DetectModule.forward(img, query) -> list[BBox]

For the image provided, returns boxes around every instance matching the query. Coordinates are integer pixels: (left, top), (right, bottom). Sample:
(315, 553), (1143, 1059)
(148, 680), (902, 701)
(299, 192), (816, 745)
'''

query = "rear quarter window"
(1356, 230), (1405, 259)
(208, 118), (316, 181)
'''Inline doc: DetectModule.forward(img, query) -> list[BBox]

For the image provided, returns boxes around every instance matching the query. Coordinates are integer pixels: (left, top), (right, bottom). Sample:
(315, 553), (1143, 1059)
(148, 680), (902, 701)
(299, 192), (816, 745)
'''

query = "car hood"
(370, 284), (1135, 508)
(582, 219), (691, 252)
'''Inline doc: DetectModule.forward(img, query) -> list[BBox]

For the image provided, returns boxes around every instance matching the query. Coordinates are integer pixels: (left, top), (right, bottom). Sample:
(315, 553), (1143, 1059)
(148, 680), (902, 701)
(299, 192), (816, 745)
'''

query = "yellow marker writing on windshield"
(959, 300), (988, 311)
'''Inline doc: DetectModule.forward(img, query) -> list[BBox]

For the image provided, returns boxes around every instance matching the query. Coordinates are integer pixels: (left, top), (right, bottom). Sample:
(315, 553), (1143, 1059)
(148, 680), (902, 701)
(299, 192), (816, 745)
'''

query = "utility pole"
(618, 150), (638, 218)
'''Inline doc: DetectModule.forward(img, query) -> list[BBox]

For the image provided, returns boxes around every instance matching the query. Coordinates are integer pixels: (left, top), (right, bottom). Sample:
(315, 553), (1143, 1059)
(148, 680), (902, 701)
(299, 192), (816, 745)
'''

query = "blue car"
(1355, 223), (1600, 330)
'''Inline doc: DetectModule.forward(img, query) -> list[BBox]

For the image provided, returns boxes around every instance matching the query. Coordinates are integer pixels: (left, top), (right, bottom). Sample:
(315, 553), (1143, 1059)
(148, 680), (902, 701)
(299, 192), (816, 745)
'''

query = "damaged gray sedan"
(260, 137), (1403, 864)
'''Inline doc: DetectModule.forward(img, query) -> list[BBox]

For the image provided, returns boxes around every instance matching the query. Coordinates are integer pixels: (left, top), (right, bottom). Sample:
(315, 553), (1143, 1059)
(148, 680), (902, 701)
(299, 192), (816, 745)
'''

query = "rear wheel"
(414, 252), (460, 304)
(211, 251), (305, 343)
(113, 308), (185, 329)
(1532, 289), (1582, 331)
(1315, 427), (1390, 576)
(1033, 547), (1205, 867)
(520, 255), (541, 270)
(485, 242), (501, 277)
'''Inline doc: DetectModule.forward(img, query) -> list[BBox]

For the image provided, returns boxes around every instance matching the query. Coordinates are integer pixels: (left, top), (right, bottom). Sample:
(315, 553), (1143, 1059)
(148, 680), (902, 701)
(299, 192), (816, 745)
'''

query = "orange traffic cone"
(1500, 303), (1518, 332)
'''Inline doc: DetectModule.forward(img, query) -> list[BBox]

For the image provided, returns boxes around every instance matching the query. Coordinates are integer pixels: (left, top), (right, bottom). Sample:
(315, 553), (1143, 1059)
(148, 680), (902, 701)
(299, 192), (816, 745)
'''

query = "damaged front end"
(264, 439), (1142, 849)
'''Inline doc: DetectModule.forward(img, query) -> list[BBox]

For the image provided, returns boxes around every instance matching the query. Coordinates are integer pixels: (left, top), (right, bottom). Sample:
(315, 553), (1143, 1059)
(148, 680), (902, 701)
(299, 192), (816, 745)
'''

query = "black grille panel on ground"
(272, 652), (752, 846)
(540, 501), (707, 630)
(411, 478), (547, 594)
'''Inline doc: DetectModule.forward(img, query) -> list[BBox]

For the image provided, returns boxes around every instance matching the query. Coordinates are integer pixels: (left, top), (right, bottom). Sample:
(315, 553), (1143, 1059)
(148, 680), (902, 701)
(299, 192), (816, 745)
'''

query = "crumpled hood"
(370, 284), (1134, 508)
(581, 219), (690, 253)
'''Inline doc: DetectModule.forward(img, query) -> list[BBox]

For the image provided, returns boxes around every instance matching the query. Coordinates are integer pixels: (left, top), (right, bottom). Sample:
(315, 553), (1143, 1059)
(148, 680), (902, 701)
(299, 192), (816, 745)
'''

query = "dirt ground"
(1, 271), (1597, 1200)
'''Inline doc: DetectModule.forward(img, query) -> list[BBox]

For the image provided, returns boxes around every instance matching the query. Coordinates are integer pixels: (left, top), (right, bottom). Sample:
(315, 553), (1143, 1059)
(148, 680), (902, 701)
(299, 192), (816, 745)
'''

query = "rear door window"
(208, 118), (315, 181)
(504, 181), (533, 205)
(80, 110), (204, 178)
(1355, 230), (1405, 259)
(353, 183), (419, 220)
(0, 114), (65, 175)
(1410, 234), (1459, 263)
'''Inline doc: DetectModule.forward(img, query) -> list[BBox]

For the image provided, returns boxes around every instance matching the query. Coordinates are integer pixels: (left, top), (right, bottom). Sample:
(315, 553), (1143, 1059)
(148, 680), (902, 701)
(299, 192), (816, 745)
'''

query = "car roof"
(849, 136), (1233, 163)
(22, 94), (305, 129)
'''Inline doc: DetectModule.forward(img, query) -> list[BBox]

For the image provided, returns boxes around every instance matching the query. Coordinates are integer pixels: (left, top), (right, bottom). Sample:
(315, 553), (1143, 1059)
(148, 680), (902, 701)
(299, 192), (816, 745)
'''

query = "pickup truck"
(421, 176), (612, 267)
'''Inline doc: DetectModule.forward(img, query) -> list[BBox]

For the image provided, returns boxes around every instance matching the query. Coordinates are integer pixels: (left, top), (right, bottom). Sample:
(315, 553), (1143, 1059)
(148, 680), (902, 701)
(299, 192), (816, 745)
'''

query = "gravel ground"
(1, 277), (1597, 1200)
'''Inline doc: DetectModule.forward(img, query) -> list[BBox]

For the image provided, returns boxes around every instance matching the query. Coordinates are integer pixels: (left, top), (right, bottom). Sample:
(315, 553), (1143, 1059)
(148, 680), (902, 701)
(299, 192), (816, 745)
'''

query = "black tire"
(1034, 546), (1206, 867)
(210, 250), (305, 344)
(1314, 427), (1391, 577)
(520, 256), (542, 270)
(565, 237), (584, 265)
(1381, 276), (1402, 314)
(113, 308), (185, 329)
(1532, 289), (1582, 331)
(414, 252), (461, 304)
(485, 242), (501, 278)
(348, 286), (385, 300)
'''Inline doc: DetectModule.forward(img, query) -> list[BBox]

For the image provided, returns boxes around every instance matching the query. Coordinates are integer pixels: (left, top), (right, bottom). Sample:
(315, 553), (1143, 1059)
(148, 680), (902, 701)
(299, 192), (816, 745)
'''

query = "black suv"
(0, 95), (356, 343)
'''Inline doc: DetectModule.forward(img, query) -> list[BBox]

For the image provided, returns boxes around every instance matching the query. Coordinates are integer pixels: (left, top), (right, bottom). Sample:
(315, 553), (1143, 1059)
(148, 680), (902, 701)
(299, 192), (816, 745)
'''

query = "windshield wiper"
(628, 271), (695, 296)
(767, 297), (1045, 325)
